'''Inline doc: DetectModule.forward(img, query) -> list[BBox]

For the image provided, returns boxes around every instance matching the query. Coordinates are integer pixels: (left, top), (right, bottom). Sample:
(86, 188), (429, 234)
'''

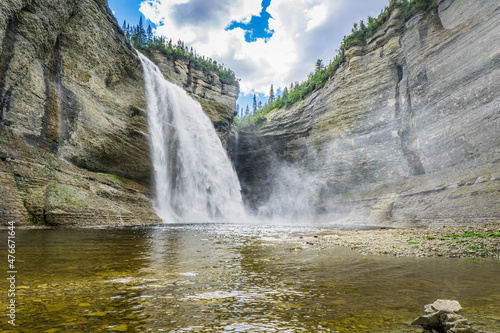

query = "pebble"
(319, 221), (500, 258)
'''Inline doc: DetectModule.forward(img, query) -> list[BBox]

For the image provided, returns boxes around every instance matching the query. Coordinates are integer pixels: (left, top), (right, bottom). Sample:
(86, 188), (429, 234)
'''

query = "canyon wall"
(235, 0), (500, 227)
(0, 0), (237, 225)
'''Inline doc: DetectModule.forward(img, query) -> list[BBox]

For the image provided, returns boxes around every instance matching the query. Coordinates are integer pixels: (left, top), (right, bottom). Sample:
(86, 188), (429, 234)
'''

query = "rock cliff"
(235, 0), (500, 227)
(0, 0), (238, 225)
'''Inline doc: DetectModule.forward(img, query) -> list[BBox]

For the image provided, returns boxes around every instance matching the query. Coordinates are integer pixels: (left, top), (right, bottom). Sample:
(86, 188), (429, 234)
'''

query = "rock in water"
(424, 299), (463, 314)
(411, 299), (479, 333)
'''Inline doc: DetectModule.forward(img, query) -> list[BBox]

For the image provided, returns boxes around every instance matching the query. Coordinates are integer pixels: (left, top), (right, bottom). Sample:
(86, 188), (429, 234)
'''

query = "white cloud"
(140, 0), (388, 96)
(305, 4), (328, 31)
(229, 0), (262, 24)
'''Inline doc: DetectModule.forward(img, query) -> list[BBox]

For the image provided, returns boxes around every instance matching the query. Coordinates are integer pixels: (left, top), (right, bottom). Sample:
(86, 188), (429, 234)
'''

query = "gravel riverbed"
(302, 221), (500, 258)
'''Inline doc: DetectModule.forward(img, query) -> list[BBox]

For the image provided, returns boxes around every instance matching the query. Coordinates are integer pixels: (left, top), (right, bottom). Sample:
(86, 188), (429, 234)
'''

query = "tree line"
(122, 17), (238, 85)
(236, 0), (436, 130)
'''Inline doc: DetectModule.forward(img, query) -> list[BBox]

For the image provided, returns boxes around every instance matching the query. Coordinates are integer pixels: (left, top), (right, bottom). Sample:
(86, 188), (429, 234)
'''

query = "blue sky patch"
(225, 0), (274, 43)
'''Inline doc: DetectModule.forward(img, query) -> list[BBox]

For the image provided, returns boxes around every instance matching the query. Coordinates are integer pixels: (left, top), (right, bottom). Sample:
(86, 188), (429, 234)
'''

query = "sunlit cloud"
(305, 4), (328, 31)
(139, 0), (388, 97)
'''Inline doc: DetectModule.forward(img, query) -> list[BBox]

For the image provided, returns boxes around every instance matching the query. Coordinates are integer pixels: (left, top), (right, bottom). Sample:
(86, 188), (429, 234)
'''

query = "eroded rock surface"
(0, 0), (238, 225)
(235, 0), (500, 227)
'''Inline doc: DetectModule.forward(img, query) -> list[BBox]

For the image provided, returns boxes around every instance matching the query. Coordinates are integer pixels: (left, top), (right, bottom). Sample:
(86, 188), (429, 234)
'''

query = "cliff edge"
(0, 0), (238, 225)
(235, 0), (500, 227)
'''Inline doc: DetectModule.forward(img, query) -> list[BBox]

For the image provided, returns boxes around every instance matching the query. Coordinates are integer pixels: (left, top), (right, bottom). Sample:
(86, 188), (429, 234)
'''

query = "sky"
(108, 0), (389, 113)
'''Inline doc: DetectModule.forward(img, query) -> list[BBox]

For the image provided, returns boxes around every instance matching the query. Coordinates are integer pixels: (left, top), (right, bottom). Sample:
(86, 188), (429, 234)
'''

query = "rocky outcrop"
(235, 0), (500, 226)
(411, 299), (485, 333)
(145, 49), (239, 147)
(0, 0), (238, 225)
(0, 0), (157, 225)
(0, 130), (161, 226)
(0, 0), (151, 184)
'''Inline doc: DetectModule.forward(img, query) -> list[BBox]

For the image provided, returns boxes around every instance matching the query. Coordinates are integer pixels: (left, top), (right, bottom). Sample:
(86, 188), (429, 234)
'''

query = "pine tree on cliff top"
(269, 84), (275, 104)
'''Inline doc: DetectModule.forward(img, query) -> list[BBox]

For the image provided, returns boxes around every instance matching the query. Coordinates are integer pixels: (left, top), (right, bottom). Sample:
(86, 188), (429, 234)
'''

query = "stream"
(1, 224), (499, 332)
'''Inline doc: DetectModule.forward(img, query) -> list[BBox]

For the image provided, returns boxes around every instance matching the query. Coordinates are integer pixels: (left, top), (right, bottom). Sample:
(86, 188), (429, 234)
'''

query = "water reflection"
(1, 225), (499, 332)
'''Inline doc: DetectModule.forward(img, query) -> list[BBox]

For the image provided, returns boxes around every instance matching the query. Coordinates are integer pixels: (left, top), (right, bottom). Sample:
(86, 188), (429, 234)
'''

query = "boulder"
(411, 299), (478, 333)
(424, 299), (463, 314)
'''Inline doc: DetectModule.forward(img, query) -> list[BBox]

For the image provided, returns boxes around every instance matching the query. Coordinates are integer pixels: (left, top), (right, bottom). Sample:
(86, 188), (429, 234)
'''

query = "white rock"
(424, 299), (462, 314)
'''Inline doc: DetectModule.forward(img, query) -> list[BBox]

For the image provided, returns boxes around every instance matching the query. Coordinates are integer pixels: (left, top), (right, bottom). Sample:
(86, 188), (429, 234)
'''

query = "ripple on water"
(1, 225), (499, 333)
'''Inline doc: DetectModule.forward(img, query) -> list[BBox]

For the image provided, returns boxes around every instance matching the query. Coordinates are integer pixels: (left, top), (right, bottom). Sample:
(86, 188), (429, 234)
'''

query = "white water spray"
(138, 53), (245, 223)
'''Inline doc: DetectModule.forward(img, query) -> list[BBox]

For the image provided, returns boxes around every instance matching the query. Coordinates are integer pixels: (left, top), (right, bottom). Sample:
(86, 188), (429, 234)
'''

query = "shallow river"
(1, 224), (499, 332)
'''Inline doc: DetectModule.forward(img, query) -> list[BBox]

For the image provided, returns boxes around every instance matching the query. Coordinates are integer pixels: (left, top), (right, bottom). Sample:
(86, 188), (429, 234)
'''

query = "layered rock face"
(0, 0), (159, 225)
(0, 0), (151, 183)
(235, 0), (500, 226)
(0, 0), (238, 225)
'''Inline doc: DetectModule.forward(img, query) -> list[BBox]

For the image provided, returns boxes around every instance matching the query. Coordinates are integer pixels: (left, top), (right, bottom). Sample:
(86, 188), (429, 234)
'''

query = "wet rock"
(412, 309), (446, 329)
(424, 300), (462, 314)
(411, 299), (478, 333)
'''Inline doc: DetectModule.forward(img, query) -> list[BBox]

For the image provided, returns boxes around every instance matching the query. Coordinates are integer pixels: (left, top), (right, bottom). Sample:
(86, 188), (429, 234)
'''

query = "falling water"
(138, 53), (245, 223)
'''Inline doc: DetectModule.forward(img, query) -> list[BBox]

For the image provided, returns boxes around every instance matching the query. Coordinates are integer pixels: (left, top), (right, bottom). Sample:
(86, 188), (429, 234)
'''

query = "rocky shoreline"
(314, 221), (500, 258)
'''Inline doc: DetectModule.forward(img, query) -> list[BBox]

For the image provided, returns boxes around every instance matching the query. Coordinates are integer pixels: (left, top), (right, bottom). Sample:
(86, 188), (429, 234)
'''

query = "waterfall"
(138, 53), (245, 223)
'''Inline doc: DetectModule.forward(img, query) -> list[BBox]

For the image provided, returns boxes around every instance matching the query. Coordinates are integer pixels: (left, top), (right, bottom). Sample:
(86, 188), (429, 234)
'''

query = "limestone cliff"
(235, 0), (500, 227)
(0, 0), (238, 225)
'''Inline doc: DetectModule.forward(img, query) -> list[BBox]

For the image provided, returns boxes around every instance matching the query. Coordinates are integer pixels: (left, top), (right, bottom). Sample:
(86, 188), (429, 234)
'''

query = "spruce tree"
(282, 86), (289, 99)
(315, 59), (324, 72)
(147, 24), (153, 42)
(269, 84), (275, 104)
(137, 16), (146, 46)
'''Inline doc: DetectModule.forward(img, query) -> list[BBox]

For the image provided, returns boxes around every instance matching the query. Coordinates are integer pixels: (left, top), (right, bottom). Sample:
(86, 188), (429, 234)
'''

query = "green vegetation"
(102, 173), (130, 185)
(122, 17), (238, 85)
(444, 230), (500, 239)
(0, 138), (7, 144)
(467, 244), (486, 250)
(47, 184), (86, 209)
(237, 0), (436, 130)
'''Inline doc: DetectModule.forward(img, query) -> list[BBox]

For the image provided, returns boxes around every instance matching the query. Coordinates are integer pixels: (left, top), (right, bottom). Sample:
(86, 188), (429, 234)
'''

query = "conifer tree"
(269, 84), (275, 104)
(315, 59), (324, 72)
(131, 16), (146, 47)
(147, 24), (153, 42)
(359, 20), (367, 34)
(122, 20), (130, 40)
(282, 86), (289, 99)
(253, 94), (257, 113)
